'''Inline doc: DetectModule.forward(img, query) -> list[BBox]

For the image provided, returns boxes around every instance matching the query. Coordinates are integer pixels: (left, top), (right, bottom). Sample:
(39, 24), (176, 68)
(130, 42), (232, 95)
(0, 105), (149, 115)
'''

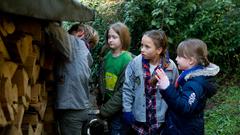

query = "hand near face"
(155, 69), (170, 90)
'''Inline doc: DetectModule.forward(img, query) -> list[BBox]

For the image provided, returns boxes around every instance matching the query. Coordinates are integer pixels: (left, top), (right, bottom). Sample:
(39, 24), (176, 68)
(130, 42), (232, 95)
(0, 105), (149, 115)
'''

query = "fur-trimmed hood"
(185, 63), (220, 98)
(184, 63), (220, 81)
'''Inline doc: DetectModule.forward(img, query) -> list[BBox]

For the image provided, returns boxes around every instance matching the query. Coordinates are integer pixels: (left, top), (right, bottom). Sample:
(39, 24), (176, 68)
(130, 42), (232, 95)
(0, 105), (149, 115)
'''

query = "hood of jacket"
(185, 63), (220, 98)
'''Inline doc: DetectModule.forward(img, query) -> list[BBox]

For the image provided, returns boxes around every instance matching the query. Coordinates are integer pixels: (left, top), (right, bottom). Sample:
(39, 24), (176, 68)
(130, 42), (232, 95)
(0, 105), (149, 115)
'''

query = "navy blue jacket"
(160, 63), (220, 135)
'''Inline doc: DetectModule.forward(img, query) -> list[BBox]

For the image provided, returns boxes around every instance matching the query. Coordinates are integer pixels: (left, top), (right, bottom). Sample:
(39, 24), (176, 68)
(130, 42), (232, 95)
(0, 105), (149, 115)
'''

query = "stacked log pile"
(0, 14), (57, 135)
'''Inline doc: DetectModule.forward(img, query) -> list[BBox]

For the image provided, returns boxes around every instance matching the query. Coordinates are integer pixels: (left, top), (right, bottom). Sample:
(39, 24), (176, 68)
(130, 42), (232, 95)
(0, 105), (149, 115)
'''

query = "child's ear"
(189, 57), (197, 65)
(157, 47), (163, 55)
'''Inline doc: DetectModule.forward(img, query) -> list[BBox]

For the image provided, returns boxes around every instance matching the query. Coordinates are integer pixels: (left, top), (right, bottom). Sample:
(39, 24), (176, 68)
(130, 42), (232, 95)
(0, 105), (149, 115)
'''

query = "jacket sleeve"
(160, 80), (205, 115)
(122, 61), (135, 112)
(100, 88), (122, 118)
(100, 65), (126, 118)
(46, 23), (72, 60)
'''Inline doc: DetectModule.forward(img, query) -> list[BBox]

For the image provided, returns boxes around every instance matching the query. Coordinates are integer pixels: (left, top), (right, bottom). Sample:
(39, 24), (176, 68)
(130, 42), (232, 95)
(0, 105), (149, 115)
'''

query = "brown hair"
(105, 22), (131, 50)
(68, 23), (82, 34)
(177, 39), (209, 67)
(68, 23), (99, 48)
(144, 30), (169, 86)
(143, 29), (169, 66)
(83, 25), (99, 48)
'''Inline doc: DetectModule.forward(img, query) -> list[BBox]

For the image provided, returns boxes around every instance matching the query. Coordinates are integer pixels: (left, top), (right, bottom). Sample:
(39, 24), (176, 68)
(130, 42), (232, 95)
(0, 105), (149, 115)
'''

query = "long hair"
(144, 29), (169, 86)
(105, 22), (131, 50)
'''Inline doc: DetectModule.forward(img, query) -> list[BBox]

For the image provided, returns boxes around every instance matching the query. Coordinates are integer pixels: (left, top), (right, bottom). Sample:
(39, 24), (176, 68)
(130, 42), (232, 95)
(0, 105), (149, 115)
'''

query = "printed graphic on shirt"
(105, 72), (118, 91)
(188, 93), (196, 105)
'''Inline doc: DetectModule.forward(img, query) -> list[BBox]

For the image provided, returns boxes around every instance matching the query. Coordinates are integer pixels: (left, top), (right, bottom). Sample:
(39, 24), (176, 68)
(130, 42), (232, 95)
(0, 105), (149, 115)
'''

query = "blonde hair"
(105, 22), (131, 50)
(177, 39), (210, 67)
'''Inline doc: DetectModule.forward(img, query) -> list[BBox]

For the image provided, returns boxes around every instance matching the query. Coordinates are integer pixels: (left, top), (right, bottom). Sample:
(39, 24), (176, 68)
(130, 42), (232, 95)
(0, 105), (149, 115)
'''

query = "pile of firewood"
(0, 14), (57, 135)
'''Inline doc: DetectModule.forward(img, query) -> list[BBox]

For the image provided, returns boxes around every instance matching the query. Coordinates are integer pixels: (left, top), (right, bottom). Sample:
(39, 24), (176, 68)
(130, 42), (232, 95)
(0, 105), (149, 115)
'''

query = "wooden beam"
(4, 125), (21, 135)
(18, 34), (33, 64)
(34, 122), (43, 135)
(43, 106), (54, 122)
(26, 85), (31, 102)
(18, 96), (29, 110)
(22, 112), (38, 125)
(24, 52), (37, 73)
(12, 68), (29, 97)
(0, 61), (18, 79)
(5, 34), (32, 64)
(2, 17), (15, 35)
(2, 103), (15, 122)
(33, 45), (40, 62)
(30, 99), (47, 120)
(22, 124), (34, 135)
(16, 20), (42, 41)
(0, 36), (10, 59)
(0, 77), (18, 107)
(0, 103), (7, 127)
(23, 51), (40, 85)
(11, 84), (18, 113)
(0, 76), (12, 103)
(14, 105), (24, 129)
(31, 84), (41, 104)
(0, 23), (7, 37)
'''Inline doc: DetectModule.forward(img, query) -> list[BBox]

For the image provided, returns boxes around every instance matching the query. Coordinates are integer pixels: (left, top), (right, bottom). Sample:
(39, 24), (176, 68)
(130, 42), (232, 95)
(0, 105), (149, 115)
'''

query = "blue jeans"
(110, 114), (129, 135)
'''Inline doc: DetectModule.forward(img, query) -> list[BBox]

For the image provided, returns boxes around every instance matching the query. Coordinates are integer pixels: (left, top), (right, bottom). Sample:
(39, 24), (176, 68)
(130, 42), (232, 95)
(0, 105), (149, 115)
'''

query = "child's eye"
(108, 35), (118, 39)
(143, 44), (150, 49)
(112, 35), (118, 39)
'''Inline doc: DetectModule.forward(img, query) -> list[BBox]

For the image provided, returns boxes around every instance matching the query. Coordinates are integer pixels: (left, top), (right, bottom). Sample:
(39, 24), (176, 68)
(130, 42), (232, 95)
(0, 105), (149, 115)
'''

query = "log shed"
(0, 0), (94, 134)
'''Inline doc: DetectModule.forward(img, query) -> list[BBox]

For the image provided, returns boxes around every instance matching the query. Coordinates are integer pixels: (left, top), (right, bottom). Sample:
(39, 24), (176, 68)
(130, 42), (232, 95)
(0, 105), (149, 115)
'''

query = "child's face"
(141, 35), (162, 60)
(107, 28), (122, 50)
(175, 56), (196, 70)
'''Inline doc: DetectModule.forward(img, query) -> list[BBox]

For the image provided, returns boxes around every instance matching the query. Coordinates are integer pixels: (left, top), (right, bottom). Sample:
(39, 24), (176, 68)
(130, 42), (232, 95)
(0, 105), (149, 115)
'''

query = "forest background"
(65, 0), (240, 134)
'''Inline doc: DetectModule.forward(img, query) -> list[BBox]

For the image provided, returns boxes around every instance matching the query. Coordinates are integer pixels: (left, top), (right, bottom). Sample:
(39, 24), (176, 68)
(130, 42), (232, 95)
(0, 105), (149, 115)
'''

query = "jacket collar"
(184, 63), (220, 81)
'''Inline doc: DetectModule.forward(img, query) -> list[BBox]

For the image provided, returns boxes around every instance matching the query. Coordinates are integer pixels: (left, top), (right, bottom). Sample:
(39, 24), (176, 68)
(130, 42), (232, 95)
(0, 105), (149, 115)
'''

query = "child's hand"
(155, 69), (170, 90)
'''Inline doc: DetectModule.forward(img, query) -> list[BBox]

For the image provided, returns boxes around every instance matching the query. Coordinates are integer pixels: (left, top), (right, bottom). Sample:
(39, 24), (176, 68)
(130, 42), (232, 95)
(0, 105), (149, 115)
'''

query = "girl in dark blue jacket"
(155, 39), (220, 135)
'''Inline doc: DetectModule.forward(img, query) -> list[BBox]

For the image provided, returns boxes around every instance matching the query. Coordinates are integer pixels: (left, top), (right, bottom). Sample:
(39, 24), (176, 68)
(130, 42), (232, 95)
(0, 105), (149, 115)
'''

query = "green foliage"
(118, 0), (155, 54)
(120, 0), (240, 72)
(205, 86), (240, 135)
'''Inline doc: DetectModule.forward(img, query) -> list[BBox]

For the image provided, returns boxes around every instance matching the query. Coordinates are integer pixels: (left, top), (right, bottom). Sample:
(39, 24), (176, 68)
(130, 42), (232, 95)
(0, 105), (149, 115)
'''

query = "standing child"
(155, 39), (220, 135)
(122, 30), (179, 134)
(98, 22), (133, 135)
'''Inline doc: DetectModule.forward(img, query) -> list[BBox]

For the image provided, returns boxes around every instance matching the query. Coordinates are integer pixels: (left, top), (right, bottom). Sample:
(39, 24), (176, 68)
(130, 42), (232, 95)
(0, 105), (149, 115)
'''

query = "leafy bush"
(120, 0), (240, 72)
